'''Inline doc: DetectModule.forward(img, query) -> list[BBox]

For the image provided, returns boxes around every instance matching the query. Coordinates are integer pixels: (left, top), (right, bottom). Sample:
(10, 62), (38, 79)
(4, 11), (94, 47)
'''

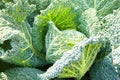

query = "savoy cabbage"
(0, 0), (120, 80)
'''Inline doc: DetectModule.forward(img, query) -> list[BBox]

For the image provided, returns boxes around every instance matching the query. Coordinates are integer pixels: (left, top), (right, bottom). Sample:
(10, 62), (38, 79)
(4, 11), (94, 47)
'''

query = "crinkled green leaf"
(0, 9), (19, 29)
(78, 8), (120, 48)
(34, 0), (77, 30)
(112, 46), (120, 78)
(76, 0), (120, 37)
(31, 24), (45, 56)
(28, 0), (51, 11)
(49, 0), (120, 17)
(0, 67), (43, 80)
(0, 18), (46, 66)
(96, 0), (120, 17)
(38, 37), (108, 80)
(0, 0), (46, 60)
(46, 21), (86, 63)
(45, 21), (62, 50)
(0, 16), (46, 61)
(0, 0), (35, 34)
(0, 15), (15, 28)
(98, 9), (120, 48)
(27, 0), (51, 26)
(112, 46), (120, 66)
(69, 0), (120, 16)
(89, 56), (119, 80)
(78, 8), (101, 37)
(4, 0), (36, 23)
(21, 21), (46, 60)
(33, 0), (84, 54)
(0, 27), (46, 67)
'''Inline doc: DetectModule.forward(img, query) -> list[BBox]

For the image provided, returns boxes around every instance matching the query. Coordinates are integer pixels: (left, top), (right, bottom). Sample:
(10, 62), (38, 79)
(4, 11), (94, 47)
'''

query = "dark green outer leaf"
(0, 67), (43, 80)
(0, 27), (46, 67)
(89, 56), (119, 80)
(95, 38), (111, 61)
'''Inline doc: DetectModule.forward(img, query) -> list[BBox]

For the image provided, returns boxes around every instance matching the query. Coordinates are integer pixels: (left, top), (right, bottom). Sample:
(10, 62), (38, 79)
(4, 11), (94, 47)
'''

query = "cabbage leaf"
(46, 21), (86, 63)
(98, 9), (120, 48)
(89, 56), (119, 80)
(0, 0), (47, 67)
(0, 27), (46, 67)
(76, 0), (120, 37)
(0, 67), (43, 80)
(34, 0), (77, 30)
(112, 46), (120, 78)
(38, 37), (109, 80)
